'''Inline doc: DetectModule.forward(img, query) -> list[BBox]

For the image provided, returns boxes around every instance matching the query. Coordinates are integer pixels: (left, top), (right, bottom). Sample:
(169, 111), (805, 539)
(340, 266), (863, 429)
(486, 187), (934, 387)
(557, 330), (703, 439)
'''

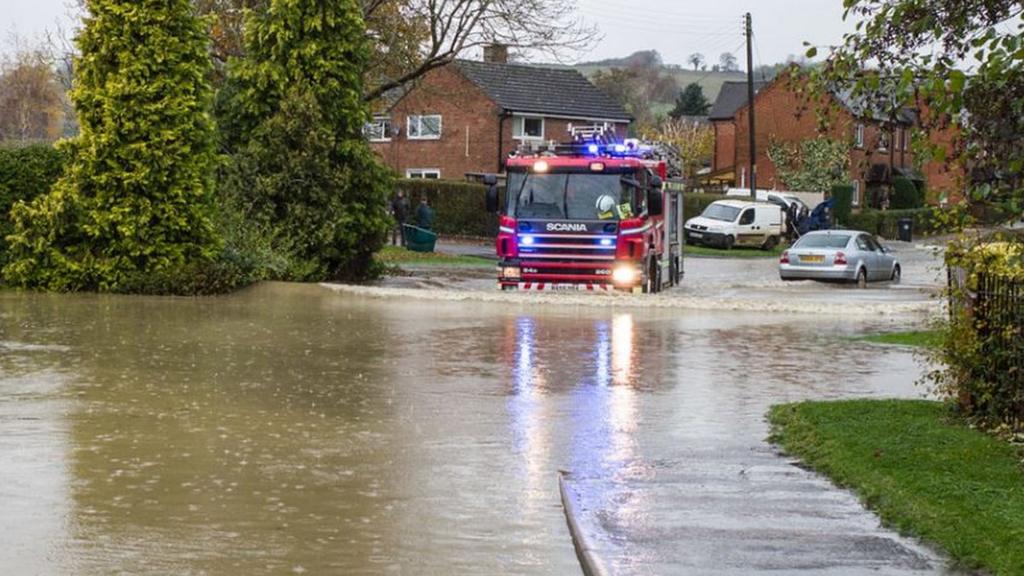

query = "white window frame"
(852, 180), (861, 206)
(854, 124), (865, 148)
(903, 128), (910, 151)
(363, 115), (392, 142)
(512, 115), (545, 140)
(406, 168), (441, 180)
(407, 114), (442, 140)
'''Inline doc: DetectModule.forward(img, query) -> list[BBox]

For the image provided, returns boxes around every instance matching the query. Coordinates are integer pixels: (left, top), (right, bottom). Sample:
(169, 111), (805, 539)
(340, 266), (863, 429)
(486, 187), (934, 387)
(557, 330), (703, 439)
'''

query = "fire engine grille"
(517, 232), (617, 283)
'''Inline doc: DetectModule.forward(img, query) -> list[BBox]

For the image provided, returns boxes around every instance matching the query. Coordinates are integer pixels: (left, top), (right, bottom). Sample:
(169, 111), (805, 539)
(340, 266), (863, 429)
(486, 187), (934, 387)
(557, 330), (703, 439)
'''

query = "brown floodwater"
(0, 282), (954, 575)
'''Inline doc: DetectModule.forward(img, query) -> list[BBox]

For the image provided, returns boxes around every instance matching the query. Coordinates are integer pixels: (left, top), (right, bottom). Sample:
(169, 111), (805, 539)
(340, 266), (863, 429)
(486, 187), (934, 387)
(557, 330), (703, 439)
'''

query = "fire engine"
(483, 124), (684, 293)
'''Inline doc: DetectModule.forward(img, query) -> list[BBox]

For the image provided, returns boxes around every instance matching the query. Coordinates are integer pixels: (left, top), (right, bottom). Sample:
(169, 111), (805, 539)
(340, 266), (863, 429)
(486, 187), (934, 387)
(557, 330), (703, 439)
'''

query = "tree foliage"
(647, 118), (714, 180)
(687, 52), (705, 71)
(814, 0), (1024, 213)
(221, 0), (391, 282)
(766, 137), (850, 193)
(591, 65), (679, 129)
(719, 52), (738, 72)
(670, 83), (711, 119)
(3, 0), (219, 292)
(0, 50), (65, 143)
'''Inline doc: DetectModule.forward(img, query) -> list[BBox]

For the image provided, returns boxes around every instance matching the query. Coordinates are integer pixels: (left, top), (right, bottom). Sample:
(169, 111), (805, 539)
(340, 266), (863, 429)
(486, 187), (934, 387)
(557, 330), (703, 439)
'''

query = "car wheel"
(723, 235), (735, 250)
(891, 265), (901, 284)
(856, 268), (868, 288)
(763, 235), (779, 250)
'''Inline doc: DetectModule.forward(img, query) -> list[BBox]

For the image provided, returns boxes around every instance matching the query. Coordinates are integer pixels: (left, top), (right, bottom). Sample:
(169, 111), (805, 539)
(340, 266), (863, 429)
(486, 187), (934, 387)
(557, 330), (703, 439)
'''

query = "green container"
(402, 224), (438, 253)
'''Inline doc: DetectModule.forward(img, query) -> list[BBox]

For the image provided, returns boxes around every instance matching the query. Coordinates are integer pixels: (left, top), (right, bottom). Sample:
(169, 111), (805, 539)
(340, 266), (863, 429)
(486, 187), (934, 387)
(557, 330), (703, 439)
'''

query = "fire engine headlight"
(501, 266), (522, 280)
(612, 265), (639, 286)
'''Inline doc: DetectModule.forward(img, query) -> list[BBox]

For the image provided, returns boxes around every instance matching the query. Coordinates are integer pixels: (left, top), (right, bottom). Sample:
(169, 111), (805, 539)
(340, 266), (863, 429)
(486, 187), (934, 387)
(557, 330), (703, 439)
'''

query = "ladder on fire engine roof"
(567, 122), (616, 145)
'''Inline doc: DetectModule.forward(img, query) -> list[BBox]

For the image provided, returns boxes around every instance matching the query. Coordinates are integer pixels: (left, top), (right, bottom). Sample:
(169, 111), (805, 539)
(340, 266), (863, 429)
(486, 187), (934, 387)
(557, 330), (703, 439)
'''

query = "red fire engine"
(484, 125), (684, 293)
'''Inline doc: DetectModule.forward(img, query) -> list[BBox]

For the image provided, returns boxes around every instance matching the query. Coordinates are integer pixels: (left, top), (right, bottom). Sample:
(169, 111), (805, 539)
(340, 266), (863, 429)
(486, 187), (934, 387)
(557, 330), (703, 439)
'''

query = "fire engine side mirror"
(485, 176), (500, 214)
(647, 175), (664, 216)
(647, 188), (664, 217)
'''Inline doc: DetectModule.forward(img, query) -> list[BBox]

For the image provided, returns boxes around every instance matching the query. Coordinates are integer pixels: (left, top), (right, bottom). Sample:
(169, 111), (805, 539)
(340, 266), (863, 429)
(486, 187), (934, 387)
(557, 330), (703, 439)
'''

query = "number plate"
(800, 254), (825, 263)
(690, 232), (703, 239)
(551, 284), (581, 291)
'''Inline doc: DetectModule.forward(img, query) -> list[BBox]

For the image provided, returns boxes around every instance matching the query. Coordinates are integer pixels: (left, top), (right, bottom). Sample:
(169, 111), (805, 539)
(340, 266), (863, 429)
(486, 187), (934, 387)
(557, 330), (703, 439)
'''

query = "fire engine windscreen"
(506, 173), (642, 221)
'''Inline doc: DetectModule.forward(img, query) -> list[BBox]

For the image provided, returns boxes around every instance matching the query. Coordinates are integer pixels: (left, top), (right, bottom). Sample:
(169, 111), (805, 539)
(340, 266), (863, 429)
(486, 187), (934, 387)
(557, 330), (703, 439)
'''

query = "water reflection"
(505, 312), (646, 560)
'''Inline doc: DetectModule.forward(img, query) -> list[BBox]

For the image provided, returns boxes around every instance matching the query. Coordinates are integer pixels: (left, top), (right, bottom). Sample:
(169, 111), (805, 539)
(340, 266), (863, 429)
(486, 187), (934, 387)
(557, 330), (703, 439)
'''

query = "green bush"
(219, 0), (391, 283)
(3, 0), (220, 293)
(891, 176), (923, 209)
(0, 145), (66, 265)
(831, 184), (854, 225)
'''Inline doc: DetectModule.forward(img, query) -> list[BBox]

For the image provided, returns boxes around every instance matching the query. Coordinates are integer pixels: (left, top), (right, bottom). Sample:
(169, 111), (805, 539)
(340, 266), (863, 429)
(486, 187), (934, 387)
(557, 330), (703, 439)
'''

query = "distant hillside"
(574, 64), (747, 105)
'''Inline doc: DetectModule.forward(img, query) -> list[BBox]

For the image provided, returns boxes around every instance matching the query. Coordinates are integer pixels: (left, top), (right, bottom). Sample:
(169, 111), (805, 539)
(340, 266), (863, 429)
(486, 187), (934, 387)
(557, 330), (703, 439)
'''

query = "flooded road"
(1, 283), (952, 574)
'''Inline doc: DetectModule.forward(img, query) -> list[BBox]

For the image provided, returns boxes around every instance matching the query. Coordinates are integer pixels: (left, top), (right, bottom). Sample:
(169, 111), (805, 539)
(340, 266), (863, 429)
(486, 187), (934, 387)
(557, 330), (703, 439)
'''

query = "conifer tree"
(221, 0), (391, 281)
(670, 83), (711, 119)
(4, 0), (218, 291)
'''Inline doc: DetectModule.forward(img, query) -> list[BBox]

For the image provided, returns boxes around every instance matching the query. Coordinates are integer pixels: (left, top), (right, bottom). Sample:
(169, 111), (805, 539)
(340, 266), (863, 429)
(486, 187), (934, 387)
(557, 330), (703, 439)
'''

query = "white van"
(684, 200), (783, 250)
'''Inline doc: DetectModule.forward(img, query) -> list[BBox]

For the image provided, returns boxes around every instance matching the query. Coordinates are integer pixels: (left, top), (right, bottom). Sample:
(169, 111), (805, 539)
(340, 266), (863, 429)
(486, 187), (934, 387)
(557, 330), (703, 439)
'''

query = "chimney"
(483, 43), (509, 64)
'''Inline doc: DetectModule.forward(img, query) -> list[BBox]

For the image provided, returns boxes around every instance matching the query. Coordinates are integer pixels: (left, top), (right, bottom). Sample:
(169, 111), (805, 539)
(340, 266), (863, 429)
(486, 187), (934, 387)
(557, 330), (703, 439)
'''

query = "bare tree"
(0, 49), (65, 143)
(719, 51), (737, 72)
(687, 52), (704, 71)
(361, 0), (599, 102)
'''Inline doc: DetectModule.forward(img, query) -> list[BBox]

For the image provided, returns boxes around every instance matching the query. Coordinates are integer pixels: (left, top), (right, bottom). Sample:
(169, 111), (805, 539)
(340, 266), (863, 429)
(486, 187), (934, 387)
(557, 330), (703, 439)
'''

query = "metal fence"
(949, 268), (1024, 425)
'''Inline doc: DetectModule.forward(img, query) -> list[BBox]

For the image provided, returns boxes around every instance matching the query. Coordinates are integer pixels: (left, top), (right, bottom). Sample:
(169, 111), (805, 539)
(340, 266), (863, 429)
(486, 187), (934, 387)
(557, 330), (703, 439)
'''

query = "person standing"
(416, 195), (435, 230)
(390, 190), (409, 245)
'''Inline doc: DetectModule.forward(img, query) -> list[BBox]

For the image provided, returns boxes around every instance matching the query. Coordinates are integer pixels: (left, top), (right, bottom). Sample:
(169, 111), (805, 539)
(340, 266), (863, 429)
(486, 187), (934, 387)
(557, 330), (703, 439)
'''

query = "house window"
(852, 180), (861, 206)
(877, 129), (890, 151)
(903, 128), (909, 151)
(408, 115), (442, 140)
(363, 116), (392, 142)
(513, 116), (545, 140)
(854, 124), (865, 148)
(406, 169), (440, 179)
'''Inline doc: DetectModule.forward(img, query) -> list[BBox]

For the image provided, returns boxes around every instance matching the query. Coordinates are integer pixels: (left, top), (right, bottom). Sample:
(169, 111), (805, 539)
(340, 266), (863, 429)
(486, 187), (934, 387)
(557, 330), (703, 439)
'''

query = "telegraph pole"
(745, 12), (757, 199)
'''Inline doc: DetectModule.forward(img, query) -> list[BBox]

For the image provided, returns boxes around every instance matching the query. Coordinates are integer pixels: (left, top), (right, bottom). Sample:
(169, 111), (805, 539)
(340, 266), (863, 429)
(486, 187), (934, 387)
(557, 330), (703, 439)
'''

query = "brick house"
(709, 80), (766, 178)
(366, 50), (631, 180)
(713, 72), (963, 206)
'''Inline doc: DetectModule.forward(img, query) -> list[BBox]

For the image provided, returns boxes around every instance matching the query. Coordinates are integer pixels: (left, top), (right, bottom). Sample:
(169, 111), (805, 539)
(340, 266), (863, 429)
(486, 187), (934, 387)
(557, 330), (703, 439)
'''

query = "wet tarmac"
(0, 258), (958, 574)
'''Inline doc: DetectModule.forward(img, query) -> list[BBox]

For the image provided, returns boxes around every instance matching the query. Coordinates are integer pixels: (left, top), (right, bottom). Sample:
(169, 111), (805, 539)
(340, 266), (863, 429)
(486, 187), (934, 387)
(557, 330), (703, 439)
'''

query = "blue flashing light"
(613, 144), (627, 154)
(600, 238), (614, 247)
(521, 235), (535, 246)
(587, 144), (600, 154)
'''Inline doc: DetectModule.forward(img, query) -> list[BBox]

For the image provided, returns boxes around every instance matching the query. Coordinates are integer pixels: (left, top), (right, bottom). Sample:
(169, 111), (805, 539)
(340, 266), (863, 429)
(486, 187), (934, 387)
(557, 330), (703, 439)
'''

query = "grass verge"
(769, 399), (1024, 575)
(684, 244), (786, 259)
(375, 245), (493, 267)
(852, 330), (942, 348)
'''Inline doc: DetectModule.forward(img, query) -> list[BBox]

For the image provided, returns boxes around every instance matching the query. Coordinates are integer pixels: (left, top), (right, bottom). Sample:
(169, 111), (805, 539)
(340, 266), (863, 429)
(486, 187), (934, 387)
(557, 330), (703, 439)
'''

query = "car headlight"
(501, 266), (521, 280)
(612, 265), (639, 285)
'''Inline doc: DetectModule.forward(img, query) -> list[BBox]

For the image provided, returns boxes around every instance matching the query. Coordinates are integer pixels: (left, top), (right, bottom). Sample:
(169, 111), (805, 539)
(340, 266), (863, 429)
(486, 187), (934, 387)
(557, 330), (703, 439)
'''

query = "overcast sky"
(3, 0), (853, 66)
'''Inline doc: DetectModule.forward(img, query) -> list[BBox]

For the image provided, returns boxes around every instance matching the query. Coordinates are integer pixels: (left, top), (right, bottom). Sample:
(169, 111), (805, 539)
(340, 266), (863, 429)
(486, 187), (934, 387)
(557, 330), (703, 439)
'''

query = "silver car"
(780, 231), (901, 287)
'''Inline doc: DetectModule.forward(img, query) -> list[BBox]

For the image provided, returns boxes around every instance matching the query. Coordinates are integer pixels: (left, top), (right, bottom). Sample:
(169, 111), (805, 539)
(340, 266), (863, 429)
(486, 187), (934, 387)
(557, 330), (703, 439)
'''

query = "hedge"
(0, 144), (67, 263)
(395, 179), (497, 237)
(846, 207), (942, 239)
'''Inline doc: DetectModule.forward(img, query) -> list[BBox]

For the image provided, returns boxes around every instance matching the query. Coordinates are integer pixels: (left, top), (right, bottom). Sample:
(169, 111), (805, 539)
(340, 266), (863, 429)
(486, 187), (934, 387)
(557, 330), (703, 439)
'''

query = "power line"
(583, 0), (743, 23)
